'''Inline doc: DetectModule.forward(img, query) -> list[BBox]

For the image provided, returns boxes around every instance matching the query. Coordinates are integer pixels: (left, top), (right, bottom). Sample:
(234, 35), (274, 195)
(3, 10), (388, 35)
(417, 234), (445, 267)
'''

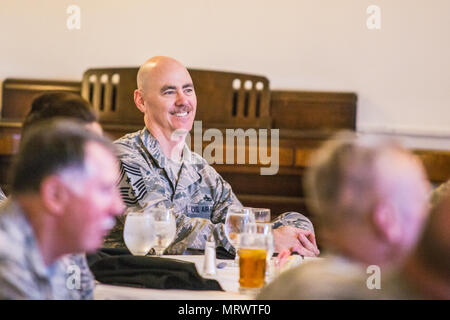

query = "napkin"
(87, 248), (223, 291)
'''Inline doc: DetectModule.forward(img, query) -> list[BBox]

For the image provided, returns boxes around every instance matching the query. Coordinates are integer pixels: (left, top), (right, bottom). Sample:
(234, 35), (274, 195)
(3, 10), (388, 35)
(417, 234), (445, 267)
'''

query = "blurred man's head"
(134, 56), (197, 141)
(304, 131), (430, 266)
(23, 92), (102, 136)
(11, 120), (124, 258)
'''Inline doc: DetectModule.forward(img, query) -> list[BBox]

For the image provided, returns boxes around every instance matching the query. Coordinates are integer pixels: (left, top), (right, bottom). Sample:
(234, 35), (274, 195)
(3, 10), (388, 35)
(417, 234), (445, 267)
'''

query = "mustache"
(169, 106), (192, 114)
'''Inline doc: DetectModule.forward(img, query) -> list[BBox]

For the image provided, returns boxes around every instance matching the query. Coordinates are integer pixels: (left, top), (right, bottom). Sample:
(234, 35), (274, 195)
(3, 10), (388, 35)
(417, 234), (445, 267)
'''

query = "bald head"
(305, 132), (430, 264)
(305, 132), (429, 226)
(137, 56), (190, 93)
(134, 56), (197, 144)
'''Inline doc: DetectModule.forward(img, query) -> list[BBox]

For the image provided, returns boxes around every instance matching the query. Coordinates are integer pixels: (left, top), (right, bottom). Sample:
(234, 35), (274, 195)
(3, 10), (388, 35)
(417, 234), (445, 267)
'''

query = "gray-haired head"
(304, 130), (430, 264)
(305, 131), (427, 223)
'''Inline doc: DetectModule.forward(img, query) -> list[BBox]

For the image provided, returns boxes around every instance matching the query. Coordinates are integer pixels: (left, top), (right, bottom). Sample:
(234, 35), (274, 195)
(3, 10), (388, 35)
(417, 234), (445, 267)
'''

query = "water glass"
(224, 206), (254, 266)
(148, 207), (176, 256)
(123, 212), (154, 256)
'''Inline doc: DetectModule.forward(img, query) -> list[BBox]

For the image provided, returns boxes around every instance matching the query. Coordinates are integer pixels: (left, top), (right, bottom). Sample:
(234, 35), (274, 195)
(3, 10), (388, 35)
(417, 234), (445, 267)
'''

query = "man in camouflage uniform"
(0, 120), (124, 299)
(5, 91), (106, 299)
(105, 56), (319, 256)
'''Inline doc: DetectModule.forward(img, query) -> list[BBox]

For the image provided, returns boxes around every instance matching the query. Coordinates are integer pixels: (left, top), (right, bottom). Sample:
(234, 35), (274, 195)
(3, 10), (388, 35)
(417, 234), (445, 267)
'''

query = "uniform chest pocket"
(186, 194), (214, 219)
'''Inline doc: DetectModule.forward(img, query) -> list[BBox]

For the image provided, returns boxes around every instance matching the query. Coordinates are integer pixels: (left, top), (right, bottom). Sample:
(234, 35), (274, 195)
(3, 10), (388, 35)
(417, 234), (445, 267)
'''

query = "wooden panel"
(0, 123), (21, 155)
(190, 130), (328, 168)
(237, 194), (308, 219)
(190, 69), (271, 129)
(1, 79), (81, 121)
(81, 68), (143, 126)
(218, 169), (305, 197)
(271, 90), (357, 131)
(294, 148), (316, 167)
(414, 149), (450, 184)
(196, 141), (294, 167)
(82, 68), (271, 129)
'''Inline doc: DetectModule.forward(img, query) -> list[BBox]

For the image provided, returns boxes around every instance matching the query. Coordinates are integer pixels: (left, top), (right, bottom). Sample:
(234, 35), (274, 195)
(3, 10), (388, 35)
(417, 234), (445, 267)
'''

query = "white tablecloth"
(94, 254), (321, 300)
(94, 255), (249, 300)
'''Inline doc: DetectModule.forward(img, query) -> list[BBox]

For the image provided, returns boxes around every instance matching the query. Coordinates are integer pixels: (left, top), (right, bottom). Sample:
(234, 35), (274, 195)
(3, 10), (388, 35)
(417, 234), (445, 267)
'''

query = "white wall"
(1, 0), (449, 150)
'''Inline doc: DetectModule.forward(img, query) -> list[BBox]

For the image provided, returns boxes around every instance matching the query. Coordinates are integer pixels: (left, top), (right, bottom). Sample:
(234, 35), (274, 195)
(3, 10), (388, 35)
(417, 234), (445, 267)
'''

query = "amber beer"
(239, 248), (267, 289)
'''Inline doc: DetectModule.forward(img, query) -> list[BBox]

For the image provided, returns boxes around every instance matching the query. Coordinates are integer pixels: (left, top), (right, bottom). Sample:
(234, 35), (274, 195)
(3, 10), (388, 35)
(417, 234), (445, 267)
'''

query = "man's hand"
(273, 226), (320, 257)
(275, 249), (291, 269)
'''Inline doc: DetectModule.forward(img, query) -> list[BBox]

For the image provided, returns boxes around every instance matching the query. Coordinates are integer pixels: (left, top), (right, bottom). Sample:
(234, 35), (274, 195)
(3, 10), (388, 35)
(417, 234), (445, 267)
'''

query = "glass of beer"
(246, 208), (276, 280)
(238, 222), (269, 296)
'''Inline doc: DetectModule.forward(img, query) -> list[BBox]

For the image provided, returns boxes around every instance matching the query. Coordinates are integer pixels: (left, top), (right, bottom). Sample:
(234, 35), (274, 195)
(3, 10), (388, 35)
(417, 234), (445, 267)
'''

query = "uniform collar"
(139, 127), (201, 190)
(139, 128), (166, 169)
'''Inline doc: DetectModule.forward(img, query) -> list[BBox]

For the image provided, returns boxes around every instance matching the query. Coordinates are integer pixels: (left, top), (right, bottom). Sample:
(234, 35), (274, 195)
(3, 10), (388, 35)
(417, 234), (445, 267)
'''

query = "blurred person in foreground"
(0, 120), (124, 299)
(16, 92), (104, 299)
(258, 131), (430, 299)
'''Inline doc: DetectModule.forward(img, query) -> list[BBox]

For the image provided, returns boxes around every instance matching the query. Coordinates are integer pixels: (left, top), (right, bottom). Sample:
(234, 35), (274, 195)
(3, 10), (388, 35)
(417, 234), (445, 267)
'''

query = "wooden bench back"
(81, 68), (142, 126)
(81, 67), (271, 129)
(1, 79), (81, 121)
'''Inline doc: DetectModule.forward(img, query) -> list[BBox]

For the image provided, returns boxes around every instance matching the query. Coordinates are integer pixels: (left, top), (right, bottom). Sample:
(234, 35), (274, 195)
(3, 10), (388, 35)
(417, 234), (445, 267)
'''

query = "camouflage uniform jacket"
(105, 128), (314, 255)
(0, 188), (6, 202)
(0, 199), (93, 299)
(60, 253), (94, 300)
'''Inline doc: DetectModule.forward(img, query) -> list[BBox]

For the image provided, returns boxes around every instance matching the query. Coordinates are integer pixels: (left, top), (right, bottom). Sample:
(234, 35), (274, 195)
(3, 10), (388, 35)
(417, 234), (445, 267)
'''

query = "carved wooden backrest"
(189, 69), (271, 129)
(1, 79), (81, 121)
(81, 67), (271, 129)
(81, 68), (142, 126)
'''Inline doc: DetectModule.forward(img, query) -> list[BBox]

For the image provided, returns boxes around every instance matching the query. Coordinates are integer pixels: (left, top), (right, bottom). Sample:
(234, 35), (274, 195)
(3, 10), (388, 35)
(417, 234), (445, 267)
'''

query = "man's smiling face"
(138, 59), (197, 139)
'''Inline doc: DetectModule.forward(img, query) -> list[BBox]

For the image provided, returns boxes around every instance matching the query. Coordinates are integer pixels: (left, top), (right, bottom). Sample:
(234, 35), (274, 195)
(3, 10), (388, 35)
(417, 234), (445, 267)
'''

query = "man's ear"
(134, 89), (146, 113)
(40, 176), (70, 217)
(372, 202), (401, 244)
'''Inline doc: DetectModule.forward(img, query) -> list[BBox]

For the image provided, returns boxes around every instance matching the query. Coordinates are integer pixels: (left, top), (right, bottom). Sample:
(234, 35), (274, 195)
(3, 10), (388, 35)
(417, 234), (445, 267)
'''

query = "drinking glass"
(252, 208), (271, 223)
(238, 222), (269, 296)
(123, 212), (155, 256)
(257, 223), (275, 281)
(224, 206), (255, 266)
(148, 207), (176, 256)
(250, 208), (275, 279)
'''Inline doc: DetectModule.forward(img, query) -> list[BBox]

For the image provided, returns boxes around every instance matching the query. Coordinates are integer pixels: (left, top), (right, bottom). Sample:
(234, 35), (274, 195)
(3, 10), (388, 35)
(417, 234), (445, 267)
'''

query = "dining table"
(94, 253), (321, 300)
